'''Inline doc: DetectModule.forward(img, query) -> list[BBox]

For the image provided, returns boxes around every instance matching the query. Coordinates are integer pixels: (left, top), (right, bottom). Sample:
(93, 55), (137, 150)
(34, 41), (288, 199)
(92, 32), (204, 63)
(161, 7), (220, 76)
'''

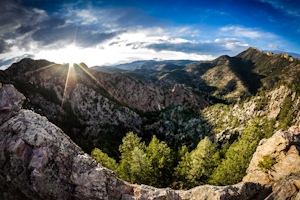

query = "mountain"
(1, 83), (300, 199)
(92, 60), (202, 72)
(119, 47), (300, 104)
(1, 47), (300, 195)
(1, 47), (299, 156)
(0, 58), (209, 159)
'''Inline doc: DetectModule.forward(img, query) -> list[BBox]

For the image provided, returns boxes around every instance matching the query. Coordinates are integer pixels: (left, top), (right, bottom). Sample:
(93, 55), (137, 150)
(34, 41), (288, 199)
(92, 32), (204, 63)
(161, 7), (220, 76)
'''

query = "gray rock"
(0, 84), (25, 125)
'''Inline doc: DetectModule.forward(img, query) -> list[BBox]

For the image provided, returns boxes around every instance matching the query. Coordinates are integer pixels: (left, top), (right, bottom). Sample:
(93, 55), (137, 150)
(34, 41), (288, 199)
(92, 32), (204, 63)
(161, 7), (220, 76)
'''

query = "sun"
(35, 45), (82, 67)
(62, 45), (81, 66)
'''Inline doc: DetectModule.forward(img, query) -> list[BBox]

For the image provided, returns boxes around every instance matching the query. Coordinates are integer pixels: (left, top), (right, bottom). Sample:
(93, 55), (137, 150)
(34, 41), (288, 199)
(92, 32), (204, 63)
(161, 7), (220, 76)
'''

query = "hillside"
(114, 47), (300, 104)
(1, 83), (300, 199)
(92, 60), (201, 71)
(1, 47), (300, 192)
(0, 58), (209, 159)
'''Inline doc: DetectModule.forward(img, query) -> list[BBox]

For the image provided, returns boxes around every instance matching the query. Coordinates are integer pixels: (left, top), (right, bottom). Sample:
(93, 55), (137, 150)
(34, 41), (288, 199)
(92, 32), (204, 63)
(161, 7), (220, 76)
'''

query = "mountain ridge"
(1, 47), (300, 192)
(1, 83), (300, 199)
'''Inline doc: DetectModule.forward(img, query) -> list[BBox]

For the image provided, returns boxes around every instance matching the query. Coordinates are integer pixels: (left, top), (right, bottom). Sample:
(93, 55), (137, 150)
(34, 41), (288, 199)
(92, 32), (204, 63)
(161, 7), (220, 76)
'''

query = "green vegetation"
(92, 119), (264, 188)
(7, 48), (300, 190)
(91, 148), (119, 171)
(277, 96), (293, 130)
(210, 119), (263, 185)
(258, 155), (276, 173)
(92, 132), (174, 187)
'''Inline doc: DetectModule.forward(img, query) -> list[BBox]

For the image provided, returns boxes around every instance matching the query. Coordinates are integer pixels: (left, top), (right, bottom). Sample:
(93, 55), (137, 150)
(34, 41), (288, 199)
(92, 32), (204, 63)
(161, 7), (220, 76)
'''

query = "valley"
(1, 47), (300, 199)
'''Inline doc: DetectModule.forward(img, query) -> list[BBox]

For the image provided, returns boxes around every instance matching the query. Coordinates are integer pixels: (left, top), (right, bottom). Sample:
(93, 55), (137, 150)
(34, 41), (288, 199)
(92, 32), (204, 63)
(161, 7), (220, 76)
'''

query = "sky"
(0, 0), (299, 69)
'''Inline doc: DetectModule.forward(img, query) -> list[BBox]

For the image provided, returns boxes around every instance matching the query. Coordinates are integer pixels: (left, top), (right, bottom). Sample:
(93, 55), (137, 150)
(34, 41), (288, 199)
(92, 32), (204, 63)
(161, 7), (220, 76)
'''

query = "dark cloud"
(0, 0), (129, 52)
(75, 30), (120, 48)
(31, 23), (76, 47)
(0, 39), (13, 53)
(0, 0), (46, 38)
(16, 25), (35, 34)
(145, 39), (248, 56)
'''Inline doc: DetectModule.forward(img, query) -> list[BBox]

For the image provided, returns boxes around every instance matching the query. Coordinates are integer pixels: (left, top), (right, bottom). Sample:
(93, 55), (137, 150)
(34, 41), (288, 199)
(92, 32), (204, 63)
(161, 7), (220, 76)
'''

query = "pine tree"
(174, 146), (191, 188)
(118, 132), (145, 182)
(146, 135), (173, 187)
(130, 147), (152, 184)
(91, 148), (119, 172)
(187, 137), (220, 185)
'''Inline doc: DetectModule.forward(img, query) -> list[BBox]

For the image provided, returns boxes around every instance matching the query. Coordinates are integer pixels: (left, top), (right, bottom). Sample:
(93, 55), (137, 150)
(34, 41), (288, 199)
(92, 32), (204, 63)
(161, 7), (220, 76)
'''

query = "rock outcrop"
(125, 182), (271, 200)
(0, 85), (133, 200)
(0, 84), (25, 124)
(243, 126), (300, 199)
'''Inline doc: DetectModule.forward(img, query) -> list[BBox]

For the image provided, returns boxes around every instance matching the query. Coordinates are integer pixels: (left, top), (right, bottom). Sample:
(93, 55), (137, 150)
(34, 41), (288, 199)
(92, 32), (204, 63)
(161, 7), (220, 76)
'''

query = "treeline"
(91, 118), (269, 189)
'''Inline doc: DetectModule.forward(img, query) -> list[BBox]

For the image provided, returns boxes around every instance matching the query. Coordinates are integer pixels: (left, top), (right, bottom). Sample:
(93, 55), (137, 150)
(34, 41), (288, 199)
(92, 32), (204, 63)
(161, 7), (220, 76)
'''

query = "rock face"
(126, 182), (271, 200)
(0, 85), (132, 200)
(0, 84), (25, 124)
(202, 85), (300, 146)
(243, 126), (300, 199)
(0, 85), (271, 200)
(0, 58), (209, 140)
(243, 126), (300, 185)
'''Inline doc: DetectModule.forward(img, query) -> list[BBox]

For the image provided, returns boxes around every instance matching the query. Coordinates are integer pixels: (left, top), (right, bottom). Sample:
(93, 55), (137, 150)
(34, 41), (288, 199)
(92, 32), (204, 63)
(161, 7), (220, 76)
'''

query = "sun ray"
(77, 63), (104, 88)
(12, 63), (58, 79)
(57, 64), (72, 126)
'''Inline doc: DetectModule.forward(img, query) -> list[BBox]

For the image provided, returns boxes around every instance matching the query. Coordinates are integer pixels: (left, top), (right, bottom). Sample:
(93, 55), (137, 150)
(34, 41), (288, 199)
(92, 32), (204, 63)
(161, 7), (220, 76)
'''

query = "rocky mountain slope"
(201, 85), (300, 146)
(1, 47), (299, 159)
(92, 60), (200, 71)
(0, 58), (209, 158)
(113, 47), (300, 104)
(1, 84), (300, 199)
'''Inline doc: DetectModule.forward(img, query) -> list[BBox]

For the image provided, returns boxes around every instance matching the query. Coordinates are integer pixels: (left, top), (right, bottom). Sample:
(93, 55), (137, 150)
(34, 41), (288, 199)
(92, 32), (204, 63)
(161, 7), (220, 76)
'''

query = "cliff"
(1, 84), (300, 199)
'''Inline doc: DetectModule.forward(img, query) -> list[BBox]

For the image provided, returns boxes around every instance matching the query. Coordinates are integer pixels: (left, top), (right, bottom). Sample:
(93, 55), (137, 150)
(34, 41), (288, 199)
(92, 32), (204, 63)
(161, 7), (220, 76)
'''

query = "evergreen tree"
(278, 96), (293, 130)
(187, 137), (220, 185)
(174, 145), (191, 188)
(146, 135), (173, 187)
(118, 132), (145, 182)
(130, 147), (152, 185)
(91, 148), (119, 172)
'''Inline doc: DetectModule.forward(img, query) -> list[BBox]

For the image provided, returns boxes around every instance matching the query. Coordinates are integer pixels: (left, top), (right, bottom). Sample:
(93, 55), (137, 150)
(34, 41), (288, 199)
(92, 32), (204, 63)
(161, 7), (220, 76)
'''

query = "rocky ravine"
(1, 84), (300, 200)
(0, 58), (209, 140)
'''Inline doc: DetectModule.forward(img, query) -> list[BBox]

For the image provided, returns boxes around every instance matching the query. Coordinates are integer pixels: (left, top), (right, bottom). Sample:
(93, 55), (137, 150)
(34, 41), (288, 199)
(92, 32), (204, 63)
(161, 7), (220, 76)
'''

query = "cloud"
(268, 44), (279, 49)
(0, 54), (34, 70)
(0, 39), (13, 53)
(143, 38), (249, 56)
(220, 25), (269, 38)
(258, 0), (300, 16)
(257, 0), (300, 31)
(0, 0), (47, 39)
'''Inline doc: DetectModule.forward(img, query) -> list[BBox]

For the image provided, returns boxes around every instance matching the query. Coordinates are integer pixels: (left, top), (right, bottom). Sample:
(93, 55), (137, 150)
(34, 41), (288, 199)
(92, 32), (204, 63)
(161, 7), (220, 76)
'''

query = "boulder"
(265, 172), (300, 200)
(0, 84), (25, 125)
(243, 126), (300, 185)
(122, 182), (271, 200)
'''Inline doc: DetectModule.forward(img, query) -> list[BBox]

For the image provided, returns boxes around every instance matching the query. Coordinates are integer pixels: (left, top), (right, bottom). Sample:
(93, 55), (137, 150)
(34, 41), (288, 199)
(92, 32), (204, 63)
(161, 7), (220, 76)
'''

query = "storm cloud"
(144, 38), (249, 57)
(0, 39), (13, 54)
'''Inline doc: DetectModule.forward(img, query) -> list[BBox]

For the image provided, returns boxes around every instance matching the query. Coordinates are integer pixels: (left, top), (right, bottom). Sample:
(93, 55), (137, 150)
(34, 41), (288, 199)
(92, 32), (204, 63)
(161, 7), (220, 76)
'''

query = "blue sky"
(0, 0), (299, 69)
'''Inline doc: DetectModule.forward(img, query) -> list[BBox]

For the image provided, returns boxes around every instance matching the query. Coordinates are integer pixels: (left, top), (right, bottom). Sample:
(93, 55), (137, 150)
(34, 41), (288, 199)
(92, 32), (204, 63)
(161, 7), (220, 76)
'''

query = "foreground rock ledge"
(0, 84), (298, 200)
